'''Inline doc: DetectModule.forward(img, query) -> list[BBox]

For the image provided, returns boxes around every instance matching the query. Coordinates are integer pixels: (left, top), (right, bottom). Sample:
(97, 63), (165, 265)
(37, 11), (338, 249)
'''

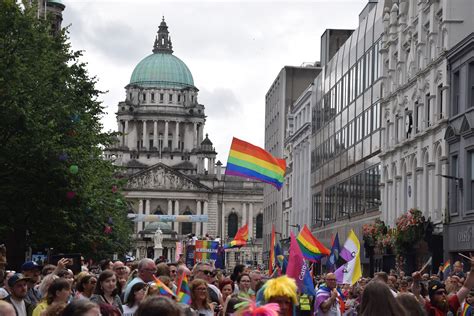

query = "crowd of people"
(1, 256), (474, 316)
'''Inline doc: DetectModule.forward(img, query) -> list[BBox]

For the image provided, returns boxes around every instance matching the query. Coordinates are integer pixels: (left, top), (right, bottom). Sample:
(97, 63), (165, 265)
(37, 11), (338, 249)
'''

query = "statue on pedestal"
(154, 228), (163, 249)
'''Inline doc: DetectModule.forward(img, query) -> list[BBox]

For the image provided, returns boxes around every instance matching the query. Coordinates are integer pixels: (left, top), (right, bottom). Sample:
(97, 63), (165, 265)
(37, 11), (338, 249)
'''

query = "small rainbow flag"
(176, 273), (191, 304)
(225, 137), (286, 190)
(441, 260), (451, 273)
(296, 225), (330, 262)
(152, 275), (175, 297)
(224, 224), (248, 249)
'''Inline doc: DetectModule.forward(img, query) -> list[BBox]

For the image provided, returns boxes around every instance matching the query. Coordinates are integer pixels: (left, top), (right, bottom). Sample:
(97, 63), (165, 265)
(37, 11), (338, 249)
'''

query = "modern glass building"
(310, 1), (383, 258)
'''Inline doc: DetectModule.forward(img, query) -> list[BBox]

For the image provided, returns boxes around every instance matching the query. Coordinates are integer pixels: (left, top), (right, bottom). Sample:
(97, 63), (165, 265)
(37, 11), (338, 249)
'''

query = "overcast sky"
(62, 0), (368, 162)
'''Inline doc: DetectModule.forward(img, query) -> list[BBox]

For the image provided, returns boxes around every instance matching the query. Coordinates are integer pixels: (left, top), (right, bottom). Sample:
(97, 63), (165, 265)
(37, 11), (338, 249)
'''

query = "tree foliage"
(0, 0), (132, 262)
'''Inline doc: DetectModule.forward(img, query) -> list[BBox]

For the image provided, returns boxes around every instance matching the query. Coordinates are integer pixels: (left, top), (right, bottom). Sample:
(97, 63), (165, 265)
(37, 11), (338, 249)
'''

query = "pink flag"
(286, 232), (316, 296)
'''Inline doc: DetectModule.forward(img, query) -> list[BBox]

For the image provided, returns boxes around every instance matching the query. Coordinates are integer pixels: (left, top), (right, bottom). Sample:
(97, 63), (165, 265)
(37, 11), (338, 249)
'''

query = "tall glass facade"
(310, 3), (383, 233)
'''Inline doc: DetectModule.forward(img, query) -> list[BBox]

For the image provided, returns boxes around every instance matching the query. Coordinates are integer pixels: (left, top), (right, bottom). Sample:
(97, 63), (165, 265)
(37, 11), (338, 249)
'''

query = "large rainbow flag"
(296, 225), (330, 262)
(224, 224), (249, 249)
(194, 240), (219, 264)
(176, 273), (191, 304)
(225, 137), (286, 190)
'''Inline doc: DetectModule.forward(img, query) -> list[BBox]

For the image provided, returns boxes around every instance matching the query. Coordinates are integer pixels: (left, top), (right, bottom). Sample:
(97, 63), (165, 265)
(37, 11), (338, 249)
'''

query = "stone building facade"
(105, 20), (263, 269)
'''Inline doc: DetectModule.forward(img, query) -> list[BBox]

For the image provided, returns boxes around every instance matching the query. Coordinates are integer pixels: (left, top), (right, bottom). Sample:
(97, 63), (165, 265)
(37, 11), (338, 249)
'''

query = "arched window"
(228, 213), (238, 238)
(256, 214), (263, 239)
(182, 210), (193, 235)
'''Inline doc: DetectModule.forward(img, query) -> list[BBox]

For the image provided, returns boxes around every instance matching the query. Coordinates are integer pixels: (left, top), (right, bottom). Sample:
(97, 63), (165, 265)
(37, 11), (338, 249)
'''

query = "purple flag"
(287, 232), (316, 296)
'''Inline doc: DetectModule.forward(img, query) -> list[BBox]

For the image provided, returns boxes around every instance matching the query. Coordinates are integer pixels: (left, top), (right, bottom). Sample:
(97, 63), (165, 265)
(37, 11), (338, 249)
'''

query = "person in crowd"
(190, 278), (214, 316)
(61, 300), (101, 316)
(0, 270), (15, 299)
(38, 258), (70, 298)
(80, 257), (89, 273)
(259, 275), (298, 316)
(387, 274), (399, 294)
(223, 274), (251, 315)
(21, 261), (42, 307)
(4, 273), (35, 316)
(135, 296), (182, 316)
(41, 265), (55, 278)
(0, 300), (16, 316)
(90, 270), (123, 314)
(453, 260), (466, 280)
(123, 258), (156, 303)
(374, 271), (397, 296)
(192, 262), (223, 306)
(249, 270), (262, 296)
(112, 261), (129, 295)
(359, 281), (406, 316)
(314, 273), (343, 315)
(398, 279), (412, 295)
(99, 260), (113, 272)
(75, 274), (97, 300)
(396, 293), (425, 316)
(98, 303), (122, 316)
(32, 278), (71, 316)
(57, 269), (74, 289)
(121, 282), (146, 316)
(230, 264), (246, 293)
(168, 263), (178, 284)
(413, 255), (474, 316)
(218, 278), (234, 303)
(298, 292), (313, 316)
(42, 302), (67, 316)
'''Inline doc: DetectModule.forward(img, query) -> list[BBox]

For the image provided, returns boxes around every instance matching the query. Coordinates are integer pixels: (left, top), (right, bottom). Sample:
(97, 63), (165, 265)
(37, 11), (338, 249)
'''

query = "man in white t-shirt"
(3, 273), (34, 316)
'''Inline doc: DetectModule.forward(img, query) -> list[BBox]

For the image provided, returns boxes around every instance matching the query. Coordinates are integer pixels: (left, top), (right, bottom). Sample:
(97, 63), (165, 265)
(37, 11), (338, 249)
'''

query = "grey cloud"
(199, 88), (243, 118)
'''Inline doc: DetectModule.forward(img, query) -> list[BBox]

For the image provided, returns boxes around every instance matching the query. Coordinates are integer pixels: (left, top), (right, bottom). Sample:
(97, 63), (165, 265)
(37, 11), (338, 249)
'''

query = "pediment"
(126, 163), (211, 191)
(460, 115), (474, 137)
(444, 124), (459, 144)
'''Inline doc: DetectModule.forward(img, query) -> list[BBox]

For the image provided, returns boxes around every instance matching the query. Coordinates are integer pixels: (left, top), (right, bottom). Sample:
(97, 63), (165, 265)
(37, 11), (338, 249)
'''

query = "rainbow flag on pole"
(296, 225), (330, 262)
(176, 273), (191, 304)
(224, 224), (249, 249)
(225, 137), (286, 190)
(152, 275), (175, 297)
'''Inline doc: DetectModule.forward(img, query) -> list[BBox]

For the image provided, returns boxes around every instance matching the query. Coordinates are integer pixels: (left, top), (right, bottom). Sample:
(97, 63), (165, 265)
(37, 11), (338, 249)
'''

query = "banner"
(127, 214), (208, 222)
(194, 240), (219, 264)
(185, 245), (195, 269)
(176, 242), (183, 262)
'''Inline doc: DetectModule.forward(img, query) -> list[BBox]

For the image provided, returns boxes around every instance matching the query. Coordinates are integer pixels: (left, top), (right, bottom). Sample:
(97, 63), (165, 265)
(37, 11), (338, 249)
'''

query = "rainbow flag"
(462, 303), (473, 316)
(176, 273), (191, 304)
(224, 224), (249, 249)
(152, 275), (175, 297)
(269, 225), (276, 275)
(296, 225), (330, 262)
(225, 137), (286, 190)
(194, 240), (219, 264)
(440, 260), (452, 280)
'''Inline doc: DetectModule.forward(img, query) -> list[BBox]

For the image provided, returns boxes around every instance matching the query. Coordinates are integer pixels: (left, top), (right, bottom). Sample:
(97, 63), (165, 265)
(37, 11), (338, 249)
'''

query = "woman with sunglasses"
(122, 282), (146, 316)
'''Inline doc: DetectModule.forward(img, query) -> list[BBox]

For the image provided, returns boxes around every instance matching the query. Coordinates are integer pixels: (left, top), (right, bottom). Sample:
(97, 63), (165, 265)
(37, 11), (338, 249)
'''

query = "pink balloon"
(66, 191), (76, 199)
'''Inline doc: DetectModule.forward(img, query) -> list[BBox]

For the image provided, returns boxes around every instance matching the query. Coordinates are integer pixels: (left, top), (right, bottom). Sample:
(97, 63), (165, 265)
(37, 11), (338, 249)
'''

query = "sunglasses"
(201, 270), (213, 276)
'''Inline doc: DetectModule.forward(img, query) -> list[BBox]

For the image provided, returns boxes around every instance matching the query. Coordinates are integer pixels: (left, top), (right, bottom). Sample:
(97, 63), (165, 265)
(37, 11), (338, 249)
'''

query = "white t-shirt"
(122, 304), (138, 316)
(10, 297), (27, 316)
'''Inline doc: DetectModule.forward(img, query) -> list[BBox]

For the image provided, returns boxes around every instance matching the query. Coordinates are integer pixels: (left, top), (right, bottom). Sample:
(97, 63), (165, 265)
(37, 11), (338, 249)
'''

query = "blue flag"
(326, 233), (340, 272)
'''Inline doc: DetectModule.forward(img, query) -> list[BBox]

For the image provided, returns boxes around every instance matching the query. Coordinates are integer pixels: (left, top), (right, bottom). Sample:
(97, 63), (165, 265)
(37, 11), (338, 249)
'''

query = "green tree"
(0, 0), (132, 266)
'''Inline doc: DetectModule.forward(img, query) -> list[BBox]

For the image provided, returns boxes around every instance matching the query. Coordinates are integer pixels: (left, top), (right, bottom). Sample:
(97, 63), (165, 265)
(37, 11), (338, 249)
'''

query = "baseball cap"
(21, 261), (42, 271)
(428, 280), (446, 298)
(8, 273), (31, 287)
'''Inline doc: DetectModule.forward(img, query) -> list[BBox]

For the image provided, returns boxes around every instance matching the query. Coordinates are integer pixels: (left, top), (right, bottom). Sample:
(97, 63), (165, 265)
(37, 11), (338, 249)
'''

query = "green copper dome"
(129, 53), (194, 89)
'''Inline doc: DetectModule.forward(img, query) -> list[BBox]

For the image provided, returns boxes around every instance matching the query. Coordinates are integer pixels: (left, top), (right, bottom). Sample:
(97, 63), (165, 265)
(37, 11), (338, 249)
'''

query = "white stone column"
(242, 203), (247, 226)
(164, 120), (169, 149)
(124, 120), (129, 147)
(196, 200), (202, 237)
(142, 120), (148, 150)
(193, 122), (198, 148)
(174, 121), (180, 150)
(174, 200), (180, 233)
(248, 203), (254, 239)
(128, 120), (136, 150)
(138, 199), (144, 232)
(203, 201), (208, 236)
(221, 202), (226, 238)
(168, 200), (174, 231)
(153, 121), (158, 150)
(145, 199), (150, 215)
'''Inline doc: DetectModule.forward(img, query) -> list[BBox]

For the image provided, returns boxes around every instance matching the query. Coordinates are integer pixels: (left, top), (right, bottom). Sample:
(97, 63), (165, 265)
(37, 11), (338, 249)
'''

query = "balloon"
(66, 191), (76, 199)
(111, 185), (118, 193)
(115, 199), (123, 206)
(69, 165), (79, 174)
(104, 225), (112, 234)
(108, 217), (114, 225)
